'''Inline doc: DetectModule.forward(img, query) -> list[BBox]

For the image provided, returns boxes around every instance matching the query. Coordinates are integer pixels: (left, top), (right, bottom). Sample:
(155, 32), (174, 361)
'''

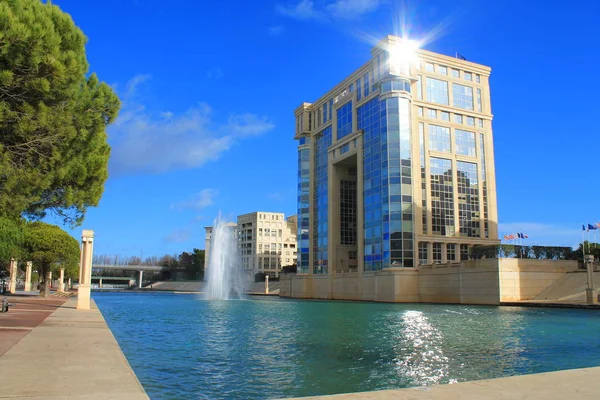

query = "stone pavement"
(288, 366), (600, 400)
(0, 293), (67, 357)
(0, 296), (149, 399)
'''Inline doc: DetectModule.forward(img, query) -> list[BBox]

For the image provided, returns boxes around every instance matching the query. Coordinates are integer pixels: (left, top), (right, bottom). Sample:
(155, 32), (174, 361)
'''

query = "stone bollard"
(265, 274), (269, 295)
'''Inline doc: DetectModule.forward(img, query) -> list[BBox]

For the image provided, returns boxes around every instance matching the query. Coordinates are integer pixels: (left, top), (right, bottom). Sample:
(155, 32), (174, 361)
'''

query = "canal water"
(94, 292), (600, 399)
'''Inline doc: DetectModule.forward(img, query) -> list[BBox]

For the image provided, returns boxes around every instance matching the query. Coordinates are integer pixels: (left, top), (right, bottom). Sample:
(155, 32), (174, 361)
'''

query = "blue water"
(94, 292), (600, 399)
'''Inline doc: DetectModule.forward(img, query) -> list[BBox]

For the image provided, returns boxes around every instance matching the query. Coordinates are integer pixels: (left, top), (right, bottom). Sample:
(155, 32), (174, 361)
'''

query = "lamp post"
(584, 254), (597, 304)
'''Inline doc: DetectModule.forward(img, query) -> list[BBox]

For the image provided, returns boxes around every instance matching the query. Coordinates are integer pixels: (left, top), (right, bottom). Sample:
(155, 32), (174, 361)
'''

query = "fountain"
(204, 215), (246, 300)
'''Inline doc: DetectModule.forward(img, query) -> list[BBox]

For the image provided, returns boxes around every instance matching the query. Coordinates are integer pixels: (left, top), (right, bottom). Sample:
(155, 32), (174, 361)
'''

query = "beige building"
(294, 35), (499, 278)
(238, 212), (297, 279)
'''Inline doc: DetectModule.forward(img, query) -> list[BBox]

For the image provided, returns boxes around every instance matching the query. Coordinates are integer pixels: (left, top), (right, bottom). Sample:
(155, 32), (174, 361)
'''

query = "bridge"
(91, 264), (165, 288)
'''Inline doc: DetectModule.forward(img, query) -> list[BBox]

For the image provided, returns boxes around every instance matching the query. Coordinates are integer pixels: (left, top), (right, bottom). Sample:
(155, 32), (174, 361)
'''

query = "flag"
(588, 224), (597, 231)
(521, 233), (528, 239)
(596, 222), (600, 229)
(583, 224), (587, 231)
(517, 233), (522, 239)
(508, 234), (515, 240)
(503, 235), (510, 240)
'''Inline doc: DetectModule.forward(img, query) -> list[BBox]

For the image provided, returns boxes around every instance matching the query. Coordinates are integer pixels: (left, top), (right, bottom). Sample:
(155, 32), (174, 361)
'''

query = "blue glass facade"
(336, 101), (353, 140)
(313, 126), (332, 274)
(297, 141), (311, 273)
(359, 94), (414, 271)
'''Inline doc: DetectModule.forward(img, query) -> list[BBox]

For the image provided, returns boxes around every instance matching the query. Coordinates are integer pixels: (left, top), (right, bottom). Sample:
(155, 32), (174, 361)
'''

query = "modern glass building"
(294, 35), (499, 277)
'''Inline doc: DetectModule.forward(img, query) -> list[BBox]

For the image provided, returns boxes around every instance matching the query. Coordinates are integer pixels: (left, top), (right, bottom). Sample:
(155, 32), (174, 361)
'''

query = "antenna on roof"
(455, 52), (467, 61)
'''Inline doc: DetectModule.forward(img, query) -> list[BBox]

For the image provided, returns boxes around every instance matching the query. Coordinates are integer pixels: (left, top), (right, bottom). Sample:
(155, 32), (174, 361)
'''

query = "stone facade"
(280, 259), (579, 305)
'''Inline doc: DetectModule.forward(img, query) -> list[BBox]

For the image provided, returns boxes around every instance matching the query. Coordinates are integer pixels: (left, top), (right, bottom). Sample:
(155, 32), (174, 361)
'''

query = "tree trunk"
(39, 267), (51, 298)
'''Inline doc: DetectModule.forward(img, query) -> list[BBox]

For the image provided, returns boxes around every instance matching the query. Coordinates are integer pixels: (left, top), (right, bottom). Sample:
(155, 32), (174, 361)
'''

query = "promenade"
(0, 295), (149, 400)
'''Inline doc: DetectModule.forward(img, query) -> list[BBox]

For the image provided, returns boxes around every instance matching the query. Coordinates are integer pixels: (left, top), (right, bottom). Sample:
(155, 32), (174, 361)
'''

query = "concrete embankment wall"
(280, 259), (579, 305)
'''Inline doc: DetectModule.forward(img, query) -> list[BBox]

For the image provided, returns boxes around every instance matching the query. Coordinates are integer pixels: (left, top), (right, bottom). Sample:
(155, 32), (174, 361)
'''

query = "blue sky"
(50, 0), (600, 256)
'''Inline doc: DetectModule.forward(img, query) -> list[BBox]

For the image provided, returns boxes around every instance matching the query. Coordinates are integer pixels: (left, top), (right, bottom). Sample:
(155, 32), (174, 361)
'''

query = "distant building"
(238, 212), (297, 279)
(204, 213), (297, 279)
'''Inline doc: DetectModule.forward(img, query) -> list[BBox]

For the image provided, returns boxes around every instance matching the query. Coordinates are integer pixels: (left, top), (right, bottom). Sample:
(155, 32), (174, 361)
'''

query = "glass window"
(455, 114), (463, 124)
(433, 243), (442, 262)
(430, 158), (454, 236)
(440, 111), (450, 121)
(356, 78), (362, 101)
(447, 244), (456, 261)
(428, 109), (437, 119)
(476, 88), (482, 112)
(453, 83), (474, 110)
(336, 101), (353, 140)
(457, 161), (480, 237)
(418, 107), (423, 116)
(426, 77), (449, 105)
(466, 116), (475, 126)
(478, 119), (484, 128)
(363, 72), (370, 98)
(349, 83), (354, 92)
(329, 99), (333, 121)
(475, 74), (481, 83)
(425, 62), (434, 72)
(455, 129), (476, 157)
(323, 103), (327, 123)
(464, 72), (472, 81)
(437, 65), (447, 75)
(451, 69), (460, 78)
(428, 125), (451, 153)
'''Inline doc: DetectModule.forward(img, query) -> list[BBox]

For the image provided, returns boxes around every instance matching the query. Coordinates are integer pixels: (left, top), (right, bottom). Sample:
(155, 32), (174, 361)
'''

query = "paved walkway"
(0, 293), (67, 357)
(0, 297), (149, 399)
(289, 366), (600, 399)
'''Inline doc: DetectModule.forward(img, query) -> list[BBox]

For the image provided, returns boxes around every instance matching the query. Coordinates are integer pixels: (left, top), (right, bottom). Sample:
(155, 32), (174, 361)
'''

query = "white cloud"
(326, 0), (380, 19)
(498, 222), (583, 248)
(171, 189), (218, 211)
(268, 25), (285, 36)
(276, 0), (380, 21)
(206, 67), (224, 79)
(276, 0), (324, 20)
(163, 229), (192, 243)
(108, 75), (275, 175)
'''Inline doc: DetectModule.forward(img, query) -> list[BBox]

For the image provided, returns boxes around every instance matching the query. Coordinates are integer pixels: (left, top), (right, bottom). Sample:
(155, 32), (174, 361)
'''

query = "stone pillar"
(585, 254), (598, 304)
(8, 258), (17, 294)
(441, 243), (448, 264)
(58, 267), (65, 292)
(138, 270), (143, 289)
(426, 242), (433, 265)
(78, 242), (83, 286)
(25, 261), (32, 291)
(49, 271), (53, 288)
(77, 230), (94, 310)
(265, 274), (269, 294)
(99, 278), (103, 289)
(67, 278), (72, 290)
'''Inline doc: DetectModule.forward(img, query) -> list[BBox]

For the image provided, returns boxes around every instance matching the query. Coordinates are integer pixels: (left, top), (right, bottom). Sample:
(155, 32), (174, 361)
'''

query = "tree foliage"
(470, 245), (575, 260)
(24, 221), (80, 296)
(0, 216), (25, 264)
(0, 0), (120, 226)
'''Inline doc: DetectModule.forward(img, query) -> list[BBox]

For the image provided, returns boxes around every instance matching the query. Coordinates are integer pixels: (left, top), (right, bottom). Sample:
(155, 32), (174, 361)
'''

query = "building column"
(265, 274), (269, 294)
(441, 243), (448, 264)
(99, 278), (103, 289)
(49, 271), (53, 288)
(8, 258), (17, 294)
(67, 278), (72, 290)
(25, 261), (32, 292)
(138, 270), (143, 289)
(77, 230), (94, 310)
(58, 267), (65, 292)
(426, 242), (433, 264)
